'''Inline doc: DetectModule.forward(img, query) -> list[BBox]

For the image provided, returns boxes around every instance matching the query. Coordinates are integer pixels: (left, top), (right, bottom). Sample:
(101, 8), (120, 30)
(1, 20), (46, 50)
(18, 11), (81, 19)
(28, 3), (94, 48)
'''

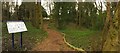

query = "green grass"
(60, 28), (101, 51)
(2, 22), (47, 51)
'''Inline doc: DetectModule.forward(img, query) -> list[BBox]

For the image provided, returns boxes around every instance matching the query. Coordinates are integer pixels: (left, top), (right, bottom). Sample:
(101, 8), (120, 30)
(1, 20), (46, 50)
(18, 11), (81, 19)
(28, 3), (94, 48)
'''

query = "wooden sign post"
(20, 32), (22, 48)
(12, 33), (14, 48)
(6, 21), (27, 48)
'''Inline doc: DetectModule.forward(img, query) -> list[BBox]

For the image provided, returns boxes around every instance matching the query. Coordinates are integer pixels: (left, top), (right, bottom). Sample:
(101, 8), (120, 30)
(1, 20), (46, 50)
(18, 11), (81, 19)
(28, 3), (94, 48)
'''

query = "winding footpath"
(32, 23), (74, 51)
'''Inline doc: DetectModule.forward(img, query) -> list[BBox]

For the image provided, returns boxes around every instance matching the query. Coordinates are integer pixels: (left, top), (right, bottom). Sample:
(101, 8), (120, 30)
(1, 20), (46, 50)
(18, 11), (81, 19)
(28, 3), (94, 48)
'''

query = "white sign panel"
(7, 21), (27, 33)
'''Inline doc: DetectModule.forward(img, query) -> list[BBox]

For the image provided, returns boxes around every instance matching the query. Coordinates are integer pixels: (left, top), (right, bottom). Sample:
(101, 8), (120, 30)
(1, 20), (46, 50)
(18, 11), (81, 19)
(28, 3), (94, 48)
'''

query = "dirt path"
(32, 23), (74, 51)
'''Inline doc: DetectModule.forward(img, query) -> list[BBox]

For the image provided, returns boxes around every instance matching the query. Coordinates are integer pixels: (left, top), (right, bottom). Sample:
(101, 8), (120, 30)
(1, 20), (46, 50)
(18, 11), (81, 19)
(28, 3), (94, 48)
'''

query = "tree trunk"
(35, 2), (43, 29)
(39, 2), (43, 29)
(49, 1), (52, 24)
(102, 2), (119, 51)
(77, 2), (82, 28)
(76, 3), (79, 28)
(102, 2), (111, 49)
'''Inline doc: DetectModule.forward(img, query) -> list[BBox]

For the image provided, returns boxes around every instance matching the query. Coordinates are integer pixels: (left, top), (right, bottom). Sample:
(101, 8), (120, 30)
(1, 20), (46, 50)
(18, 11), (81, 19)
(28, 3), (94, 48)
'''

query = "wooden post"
(12, 33), (14, 48)
(20, 32), (22, 48)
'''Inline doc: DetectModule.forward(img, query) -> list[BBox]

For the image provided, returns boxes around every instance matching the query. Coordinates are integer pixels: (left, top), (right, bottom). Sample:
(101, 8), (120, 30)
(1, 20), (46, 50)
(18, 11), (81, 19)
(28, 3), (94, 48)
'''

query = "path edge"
(62, 33), (86, 52)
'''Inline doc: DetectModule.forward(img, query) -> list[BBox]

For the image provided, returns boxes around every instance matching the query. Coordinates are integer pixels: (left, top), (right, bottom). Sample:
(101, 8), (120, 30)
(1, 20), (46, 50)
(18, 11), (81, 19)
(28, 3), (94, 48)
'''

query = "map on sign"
(7, 21), (27, 33)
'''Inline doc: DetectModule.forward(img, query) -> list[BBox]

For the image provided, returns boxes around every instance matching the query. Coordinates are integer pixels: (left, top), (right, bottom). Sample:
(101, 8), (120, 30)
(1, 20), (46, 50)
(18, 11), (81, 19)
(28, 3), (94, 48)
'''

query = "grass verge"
(60, 28), (102, 51)
(2, 21), (47, 51)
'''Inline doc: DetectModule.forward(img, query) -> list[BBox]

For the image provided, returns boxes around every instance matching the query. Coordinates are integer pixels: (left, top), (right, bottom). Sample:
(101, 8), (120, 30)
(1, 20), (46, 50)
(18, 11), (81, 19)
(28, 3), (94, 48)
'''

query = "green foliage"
(42, 9), (48, 17)
(52, 2), (105, 30)
(16, 2), (46, 29)
(60, 28), (101, 50)
(15, 2), (47, 20)
(41, 5), (48, 17)
(2, 2), (11, 20)
(78, 2), (105, 30)
(53, 2), (76, 29)
(18, 4), (25, 20)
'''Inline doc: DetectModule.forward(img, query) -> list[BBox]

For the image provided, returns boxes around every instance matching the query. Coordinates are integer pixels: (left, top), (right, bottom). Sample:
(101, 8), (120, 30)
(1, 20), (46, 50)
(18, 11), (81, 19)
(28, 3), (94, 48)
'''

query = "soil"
(32, 23), (74, 51)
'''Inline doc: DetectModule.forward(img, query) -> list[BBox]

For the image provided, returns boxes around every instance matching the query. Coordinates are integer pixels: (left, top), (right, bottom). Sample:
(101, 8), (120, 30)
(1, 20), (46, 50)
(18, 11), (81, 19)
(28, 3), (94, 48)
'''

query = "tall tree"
(78, 2), (99, 29)
(18, 3), (25, 20)
(53, 2), (76, 29)
(18, 2), (43, 29)
(102, 2), (119, 51)
(31, 2), (43, 29)
(39, 2), (43, 29)
(2, 2), (10, 21)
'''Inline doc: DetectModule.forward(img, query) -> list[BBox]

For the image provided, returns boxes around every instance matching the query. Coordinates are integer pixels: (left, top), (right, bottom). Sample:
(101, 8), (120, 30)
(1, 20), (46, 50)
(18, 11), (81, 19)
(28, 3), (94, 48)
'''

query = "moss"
(102, 2), (120, 51)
